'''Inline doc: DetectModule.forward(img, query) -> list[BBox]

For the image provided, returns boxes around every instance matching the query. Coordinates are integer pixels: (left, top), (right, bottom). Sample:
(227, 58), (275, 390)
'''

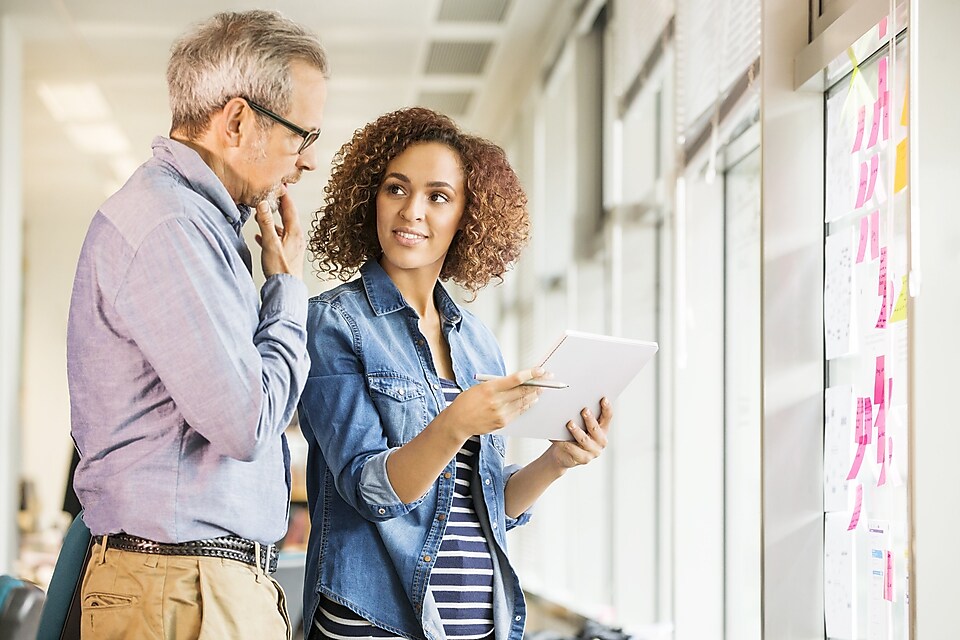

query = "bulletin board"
(822, 19), (910, 640)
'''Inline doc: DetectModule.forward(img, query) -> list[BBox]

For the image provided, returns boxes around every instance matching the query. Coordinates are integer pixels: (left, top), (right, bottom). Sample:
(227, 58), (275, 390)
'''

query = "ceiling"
(4, 0), (571, 225)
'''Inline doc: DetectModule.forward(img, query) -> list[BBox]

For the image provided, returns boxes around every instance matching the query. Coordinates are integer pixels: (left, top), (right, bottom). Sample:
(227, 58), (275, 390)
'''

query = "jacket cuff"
(503, 464), (533, 530)
(260, 274), (308, 324)
(358, 449), (425, 520)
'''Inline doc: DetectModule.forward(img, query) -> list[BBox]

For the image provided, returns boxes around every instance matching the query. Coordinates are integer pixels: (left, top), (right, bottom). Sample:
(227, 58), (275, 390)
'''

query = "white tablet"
(497, 330), (659, 440)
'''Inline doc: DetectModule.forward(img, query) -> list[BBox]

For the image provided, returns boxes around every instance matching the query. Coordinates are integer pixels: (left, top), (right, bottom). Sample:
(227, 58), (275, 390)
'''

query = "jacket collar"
(360, 261), (463, 330)
(151, 136), (253, 231)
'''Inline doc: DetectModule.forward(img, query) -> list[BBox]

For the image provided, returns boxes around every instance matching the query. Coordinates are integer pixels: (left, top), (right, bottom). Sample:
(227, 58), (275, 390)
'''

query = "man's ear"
(220, 97), (250, 149)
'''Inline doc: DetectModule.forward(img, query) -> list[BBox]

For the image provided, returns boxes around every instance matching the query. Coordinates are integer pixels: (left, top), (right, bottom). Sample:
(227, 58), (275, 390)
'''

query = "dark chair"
(35, 512), (92, 640)
(0, 575), (44, 640)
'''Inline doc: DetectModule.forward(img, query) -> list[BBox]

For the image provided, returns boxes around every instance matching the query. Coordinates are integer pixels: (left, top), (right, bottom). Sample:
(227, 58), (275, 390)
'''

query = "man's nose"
(296, 144), (319, 172)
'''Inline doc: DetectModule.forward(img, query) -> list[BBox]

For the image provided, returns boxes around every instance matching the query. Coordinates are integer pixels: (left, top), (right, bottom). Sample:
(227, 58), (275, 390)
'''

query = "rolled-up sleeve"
(299, 300), (423, 522)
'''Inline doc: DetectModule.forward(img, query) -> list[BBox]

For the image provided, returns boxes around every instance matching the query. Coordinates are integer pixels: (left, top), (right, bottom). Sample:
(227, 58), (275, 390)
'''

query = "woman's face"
(376, 141), (465, 280)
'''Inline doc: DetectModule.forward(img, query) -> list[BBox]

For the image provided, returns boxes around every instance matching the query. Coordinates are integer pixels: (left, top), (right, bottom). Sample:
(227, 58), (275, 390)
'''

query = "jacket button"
(444, 472), (452, 479)
(423, 555), (432, 562)
(515, 615), (522, 621)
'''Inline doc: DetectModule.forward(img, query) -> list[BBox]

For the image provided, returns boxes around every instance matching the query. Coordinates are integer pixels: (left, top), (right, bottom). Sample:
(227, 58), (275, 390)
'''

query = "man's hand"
(255, 193), (305, 279)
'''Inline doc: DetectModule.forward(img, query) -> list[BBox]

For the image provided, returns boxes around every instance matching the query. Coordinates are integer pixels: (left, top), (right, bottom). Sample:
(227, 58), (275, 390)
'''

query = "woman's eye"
(430, 192), (449, 203)
(386, 184), (405, 196)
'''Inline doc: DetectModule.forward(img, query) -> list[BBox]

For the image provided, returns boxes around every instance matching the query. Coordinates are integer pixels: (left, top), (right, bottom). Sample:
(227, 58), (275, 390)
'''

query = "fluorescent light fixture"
(64, 122), (130, 155)
(37, 82), (112, 122)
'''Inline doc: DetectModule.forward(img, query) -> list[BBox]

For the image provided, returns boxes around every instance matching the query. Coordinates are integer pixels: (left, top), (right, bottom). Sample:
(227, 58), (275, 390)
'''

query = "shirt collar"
(360, 261), (463, 330)
(150, 136), (253, 231)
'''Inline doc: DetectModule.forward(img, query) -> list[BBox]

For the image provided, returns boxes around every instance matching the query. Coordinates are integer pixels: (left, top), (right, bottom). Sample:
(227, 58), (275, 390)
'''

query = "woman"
(299, 107), (612, 640)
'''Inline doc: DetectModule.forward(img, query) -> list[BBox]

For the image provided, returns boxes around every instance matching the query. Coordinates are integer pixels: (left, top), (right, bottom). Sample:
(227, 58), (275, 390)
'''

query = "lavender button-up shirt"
(67, 136), (310, 545)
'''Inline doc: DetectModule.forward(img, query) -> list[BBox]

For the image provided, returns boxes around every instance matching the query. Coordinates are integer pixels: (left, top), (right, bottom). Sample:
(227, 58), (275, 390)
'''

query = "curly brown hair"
(308, 107), (529, 294)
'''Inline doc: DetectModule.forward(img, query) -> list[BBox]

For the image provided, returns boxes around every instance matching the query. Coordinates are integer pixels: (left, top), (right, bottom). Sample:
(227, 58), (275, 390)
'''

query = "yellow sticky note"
(901, 76), (909, 126)
(894, 138), (908, 193)
(890, 275), (908, 322)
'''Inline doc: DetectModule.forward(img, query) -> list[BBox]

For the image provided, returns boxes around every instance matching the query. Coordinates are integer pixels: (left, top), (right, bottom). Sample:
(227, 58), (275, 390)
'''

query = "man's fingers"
(254, 202), (279, 244)
(276, 193), (303, 233)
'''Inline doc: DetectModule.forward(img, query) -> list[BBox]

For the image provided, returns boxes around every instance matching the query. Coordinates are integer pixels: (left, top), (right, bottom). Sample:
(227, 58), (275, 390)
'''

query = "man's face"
(236, 60), (327, 210)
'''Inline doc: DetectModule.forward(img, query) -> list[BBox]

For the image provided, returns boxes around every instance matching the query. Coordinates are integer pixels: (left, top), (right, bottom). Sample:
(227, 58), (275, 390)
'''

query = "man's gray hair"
(167, 10), (328, 139)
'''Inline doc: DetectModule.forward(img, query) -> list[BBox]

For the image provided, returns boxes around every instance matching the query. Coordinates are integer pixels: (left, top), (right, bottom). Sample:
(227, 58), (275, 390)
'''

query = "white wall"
(0, 14), (23, 574)
(911, 0), (960, 633)
(759, 0), (826, 636)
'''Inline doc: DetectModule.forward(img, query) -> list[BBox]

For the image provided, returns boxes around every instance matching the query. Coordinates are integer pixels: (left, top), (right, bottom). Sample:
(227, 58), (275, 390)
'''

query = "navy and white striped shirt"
(314, 379), (494, 640)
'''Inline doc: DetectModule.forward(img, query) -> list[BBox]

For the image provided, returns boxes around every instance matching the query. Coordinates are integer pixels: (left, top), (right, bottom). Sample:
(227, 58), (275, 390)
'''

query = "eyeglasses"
(244, 98), (321, 155)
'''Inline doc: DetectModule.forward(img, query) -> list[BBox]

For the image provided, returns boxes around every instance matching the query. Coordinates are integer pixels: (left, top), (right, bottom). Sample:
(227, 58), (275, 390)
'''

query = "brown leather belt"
(98, 533), (279, 574)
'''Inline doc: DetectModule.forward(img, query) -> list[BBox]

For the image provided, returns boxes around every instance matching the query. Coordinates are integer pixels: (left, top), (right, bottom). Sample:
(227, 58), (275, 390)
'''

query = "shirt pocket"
(367, 372), (428, 446)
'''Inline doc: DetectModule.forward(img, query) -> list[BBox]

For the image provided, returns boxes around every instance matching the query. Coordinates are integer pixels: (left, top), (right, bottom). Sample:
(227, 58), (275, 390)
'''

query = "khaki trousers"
(80, 540), (291, 640)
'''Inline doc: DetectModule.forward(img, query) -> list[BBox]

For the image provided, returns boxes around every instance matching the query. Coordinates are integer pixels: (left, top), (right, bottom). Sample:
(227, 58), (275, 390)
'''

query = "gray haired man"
(66, 10), (327, 639)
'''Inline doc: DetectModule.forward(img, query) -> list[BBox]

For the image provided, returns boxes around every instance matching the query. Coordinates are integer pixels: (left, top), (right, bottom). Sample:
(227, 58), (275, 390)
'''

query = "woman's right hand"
(444, 368), (547, 439)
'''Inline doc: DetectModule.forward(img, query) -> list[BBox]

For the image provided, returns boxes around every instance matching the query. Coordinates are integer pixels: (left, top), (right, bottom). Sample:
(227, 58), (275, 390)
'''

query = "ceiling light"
(64, 123), (130, 155)
(37, 83), (112, 122)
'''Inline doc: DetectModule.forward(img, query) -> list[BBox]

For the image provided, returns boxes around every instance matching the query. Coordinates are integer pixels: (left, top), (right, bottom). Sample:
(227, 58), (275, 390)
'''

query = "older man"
(66, 10), (327, 639)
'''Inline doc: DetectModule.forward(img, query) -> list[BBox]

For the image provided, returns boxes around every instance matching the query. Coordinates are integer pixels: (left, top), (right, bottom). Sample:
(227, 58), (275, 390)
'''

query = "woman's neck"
(380, 260), (441, 319)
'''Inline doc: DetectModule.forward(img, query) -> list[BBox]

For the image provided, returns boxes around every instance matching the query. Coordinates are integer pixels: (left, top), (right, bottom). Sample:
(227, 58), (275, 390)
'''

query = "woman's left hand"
(546, 397), (613, 469)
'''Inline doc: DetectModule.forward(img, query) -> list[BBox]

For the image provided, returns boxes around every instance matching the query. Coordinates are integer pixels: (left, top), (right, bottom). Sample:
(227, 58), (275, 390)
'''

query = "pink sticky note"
(874, 356), (885, 404)
(876, 404), (887, 464)
(878, 448), (887, 486)
(882, 91), (890, 141)
(870, 210), (880, 259)
(879, 247), (888, 295)
(867, 99), (882, 149)
(847, 441), (867, 481)
(852, 105), (866, 153)
(879, 16), (888, 39)
(855, 397), (865, 443)
(865, 153), (880, 202)
(884, 551), (894, 600)
(855, 161), (869, 208)
(863, 397), (873, 444)
(856, 216), (869, 263)
(888, 378), (894, 405)
(876, 286), (888, 329)
(878, 58), (888, 96)
(848, 483), (863, 530)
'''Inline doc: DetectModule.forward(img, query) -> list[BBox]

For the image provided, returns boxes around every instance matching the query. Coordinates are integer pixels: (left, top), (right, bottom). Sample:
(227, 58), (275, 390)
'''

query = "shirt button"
(378, 508), (386, 515)
(484, 478), (491, 486)
(492, 522), (498, 529)
(438, 514), (446, 521)
(515, 615), (522, 621)
(444, 472), (452, 479)
(432, 383), (440, 390)
(423, 555), (432, 562)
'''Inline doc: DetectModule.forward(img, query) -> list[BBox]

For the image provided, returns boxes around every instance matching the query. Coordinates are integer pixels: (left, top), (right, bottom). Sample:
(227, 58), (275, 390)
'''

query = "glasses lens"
(298, 131), (321, 154)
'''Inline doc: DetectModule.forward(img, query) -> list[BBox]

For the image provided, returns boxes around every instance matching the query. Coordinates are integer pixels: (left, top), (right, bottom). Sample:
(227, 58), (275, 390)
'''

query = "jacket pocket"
(367, 373), (427, 446)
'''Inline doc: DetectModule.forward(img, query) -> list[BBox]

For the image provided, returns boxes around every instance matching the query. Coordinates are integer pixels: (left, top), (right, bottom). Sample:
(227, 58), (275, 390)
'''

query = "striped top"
(314, 378), (495, 640)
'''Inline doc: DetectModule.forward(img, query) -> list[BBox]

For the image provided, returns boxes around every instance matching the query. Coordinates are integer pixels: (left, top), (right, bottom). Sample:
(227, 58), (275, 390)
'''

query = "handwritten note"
(885, 551), (894, 601)
(825, 227), (857, 359)
(879, 16), (888, 39)
(891, 275), (908, 322)
(852, 105), (866, 153)
(867, 99), (882, 149)
(855, 160), (869, 208)
(848, 483), (864, 530)
(825, 386), (856, 513)
(857, 215), (869, 263)
(874, 355), (885, 404)
(882, 91), (890, 141)
(863, 397), (873, 444)
(870, 210), (880, 259)
(847, 441), (867, 481)
(894, 138), (908, 193)
(865, 153), (880, 203)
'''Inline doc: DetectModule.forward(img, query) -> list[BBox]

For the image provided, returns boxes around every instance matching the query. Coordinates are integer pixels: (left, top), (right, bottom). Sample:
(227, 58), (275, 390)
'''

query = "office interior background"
(1, 0), (959, 637)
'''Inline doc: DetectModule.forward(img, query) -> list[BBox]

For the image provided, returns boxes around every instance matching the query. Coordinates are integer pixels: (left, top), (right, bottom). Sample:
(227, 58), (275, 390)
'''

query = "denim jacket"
(298, 261), (531, 640)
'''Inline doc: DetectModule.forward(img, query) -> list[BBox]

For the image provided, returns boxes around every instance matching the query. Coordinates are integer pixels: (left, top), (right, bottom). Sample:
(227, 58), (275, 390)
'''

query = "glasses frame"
(244, 98), (320, 155)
